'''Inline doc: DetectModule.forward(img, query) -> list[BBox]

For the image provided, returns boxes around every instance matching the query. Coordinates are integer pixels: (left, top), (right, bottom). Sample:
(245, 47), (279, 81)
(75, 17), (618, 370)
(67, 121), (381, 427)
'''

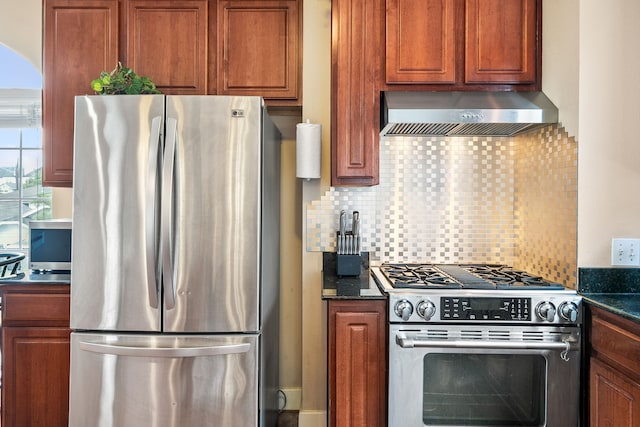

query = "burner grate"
(380, 263), (564, 290)
(381, 264), (460, 288)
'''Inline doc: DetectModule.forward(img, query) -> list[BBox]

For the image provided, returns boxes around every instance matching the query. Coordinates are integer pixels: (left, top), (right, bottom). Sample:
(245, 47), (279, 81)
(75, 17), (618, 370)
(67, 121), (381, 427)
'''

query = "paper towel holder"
(296, 119), (321, 180)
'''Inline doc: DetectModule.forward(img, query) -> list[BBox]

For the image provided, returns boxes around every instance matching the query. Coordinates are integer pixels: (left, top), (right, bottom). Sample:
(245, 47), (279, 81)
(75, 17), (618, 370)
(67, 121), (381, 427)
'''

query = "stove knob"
(535, 301), (556, 322)
(394, 300), (414, 321)
(559, 302), (579, 322)
(417, 300), (437, 320)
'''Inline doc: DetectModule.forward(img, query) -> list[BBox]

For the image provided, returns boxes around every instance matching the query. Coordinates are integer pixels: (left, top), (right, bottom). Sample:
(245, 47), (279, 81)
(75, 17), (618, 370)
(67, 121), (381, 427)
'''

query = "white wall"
(300, 1), (331, 425)
(542, 0), (580, 139)
(544, 0), (640, 268)
(0, 0), (41, 71)
(577, 0), (640, 267)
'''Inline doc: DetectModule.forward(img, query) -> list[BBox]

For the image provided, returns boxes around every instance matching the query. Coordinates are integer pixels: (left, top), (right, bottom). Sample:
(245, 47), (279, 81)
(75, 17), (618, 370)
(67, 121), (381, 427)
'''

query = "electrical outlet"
(611, 238), (640, 266)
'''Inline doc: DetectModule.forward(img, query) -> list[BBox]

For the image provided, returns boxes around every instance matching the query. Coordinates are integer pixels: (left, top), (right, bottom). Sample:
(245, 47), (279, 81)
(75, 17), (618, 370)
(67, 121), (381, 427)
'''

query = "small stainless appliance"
(373, 263), (582, 427)
(28, 219), (72, 272)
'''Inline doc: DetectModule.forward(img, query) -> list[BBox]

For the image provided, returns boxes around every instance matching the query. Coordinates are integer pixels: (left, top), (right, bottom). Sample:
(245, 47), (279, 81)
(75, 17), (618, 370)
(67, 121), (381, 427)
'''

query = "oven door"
(389, 324), (581, 427)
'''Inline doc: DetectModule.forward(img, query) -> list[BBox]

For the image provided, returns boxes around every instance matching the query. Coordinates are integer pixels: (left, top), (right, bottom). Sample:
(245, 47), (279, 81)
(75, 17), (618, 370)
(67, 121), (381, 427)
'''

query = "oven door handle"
(396, 333), (578, 361)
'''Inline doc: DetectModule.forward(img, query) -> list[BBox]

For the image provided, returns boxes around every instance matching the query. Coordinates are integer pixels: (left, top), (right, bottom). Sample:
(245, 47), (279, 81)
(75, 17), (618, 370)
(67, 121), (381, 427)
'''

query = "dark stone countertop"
(321, 252), (385, 300)
(581, 293), (640, 323)
(579, 267), (640, 324)
(0, 270), (71, 286)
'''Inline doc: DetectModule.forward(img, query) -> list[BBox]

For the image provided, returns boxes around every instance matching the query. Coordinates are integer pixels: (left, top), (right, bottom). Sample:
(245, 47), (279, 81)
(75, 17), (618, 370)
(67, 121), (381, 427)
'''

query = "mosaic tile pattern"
(306, 124), (577, 287)
(514, 126), (578, 288)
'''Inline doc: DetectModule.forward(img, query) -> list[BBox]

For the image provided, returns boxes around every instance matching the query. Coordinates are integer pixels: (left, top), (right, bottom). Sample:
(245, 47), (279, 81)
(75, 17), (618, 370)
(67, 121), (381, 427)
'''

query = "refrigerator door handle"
(162, 117), (178, 310)
(145, 116), (163, 309)
(79, 341), (251, 358)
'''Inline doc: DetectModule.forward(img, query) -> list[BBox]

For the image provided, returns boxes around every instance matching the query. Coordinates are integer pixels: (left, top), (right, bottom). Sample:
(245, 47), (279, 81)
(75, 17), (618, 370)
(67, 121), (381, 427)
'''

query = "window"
(0, 45), (51, 254)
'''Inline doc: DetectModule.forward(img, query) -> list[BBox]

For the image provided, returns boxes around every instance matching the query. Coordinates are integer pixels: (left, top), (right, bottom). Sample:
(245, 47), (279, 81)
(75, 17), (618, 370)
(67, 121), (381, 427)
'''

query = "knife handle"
(352, 211), (360, 237)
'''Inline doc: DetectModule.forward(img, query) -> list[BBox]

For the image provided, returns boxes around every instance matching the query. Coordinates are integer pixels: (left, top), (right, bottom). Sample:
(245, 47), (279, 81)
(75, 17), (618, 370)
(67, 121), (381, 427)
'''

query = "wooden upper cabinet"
(42, 0), (302, 186)
(465, 0), (537, 84)
(384, 0), (539, 88)
(217, 0), (301, 105)
(42, 0), (119, 187)
(123, 0), (210, 94)
(386, 0), (457, 84)
(331, 0), (381, 186)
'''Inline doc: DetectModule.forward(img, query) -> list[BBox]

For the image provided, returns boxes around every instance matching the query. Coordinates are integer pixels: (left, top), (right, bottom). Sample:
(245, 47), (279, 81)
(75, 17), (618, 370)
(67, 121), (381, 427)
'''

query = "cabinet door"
(465, 0), (537, 84)
(124, 0), (209, 95)
(217, 0), (300, 105)
(331, 0), (382, 186)
(328, 300), (387, 427)
(2, 327), (71, 427)
(386, 0), (457, 84)
(42, 0), (119, 187)
(590, 357), (640, 427)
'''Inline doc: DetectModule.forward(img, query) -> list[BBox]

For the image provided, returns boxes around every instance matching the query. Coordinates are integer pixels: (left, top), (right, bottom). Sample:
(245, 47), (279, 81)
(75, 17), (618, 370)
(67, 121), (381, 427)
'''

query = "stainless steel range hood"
(381, 91), (559, 137)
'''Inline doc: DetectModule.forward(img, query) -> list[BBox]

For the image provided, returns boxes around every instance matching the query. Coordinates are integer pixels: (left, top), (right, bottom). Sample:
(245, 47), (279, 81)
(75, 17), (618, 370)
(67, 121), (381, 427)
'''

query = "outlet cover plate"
(611, 238), (640, 266)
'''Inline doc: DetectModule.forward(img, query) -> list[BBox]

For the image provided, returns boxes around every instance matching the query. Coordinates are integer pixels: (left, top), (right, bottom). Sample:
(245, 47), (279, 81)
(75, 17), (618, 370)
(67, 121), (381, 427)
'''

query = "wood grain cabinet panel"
(2, 292), (70, 325)
(331, 0), (382, 186)
(42, 0), (301, 185)
(590, 358), (640, 427)
(384, 0), (539, 87)
(2, 328), (71, 427)
(1, 285), (71, 427)
(328, 300), (387, 427)
(217, 0), (301, 104)
(386, 0), (457, 84)
(42, 0), (119, 187)
(465, 0), (537, 84)
(588, 306), (640, 427)
(124, 0), (209, 94)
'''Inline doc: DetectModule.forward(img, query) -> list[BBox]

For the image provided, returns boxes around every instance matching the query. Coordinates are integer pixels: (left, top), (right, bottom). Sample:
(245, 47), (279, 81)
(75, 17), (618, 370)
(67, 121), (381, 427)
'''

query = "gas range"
(383, 263), (583, 426)
(371, 263), (582, 325)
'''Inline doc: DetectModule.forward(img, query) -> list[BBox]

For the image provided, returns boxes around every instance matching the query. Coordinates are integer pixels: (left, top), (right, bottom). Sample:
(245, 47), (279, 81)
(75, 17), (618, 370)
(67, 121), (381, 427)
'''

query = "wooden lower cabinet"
(328, 299), (387, 427)
(588, 305), (640, 427)
(1, 284), (71, 427)
(590, 357), (640, 427)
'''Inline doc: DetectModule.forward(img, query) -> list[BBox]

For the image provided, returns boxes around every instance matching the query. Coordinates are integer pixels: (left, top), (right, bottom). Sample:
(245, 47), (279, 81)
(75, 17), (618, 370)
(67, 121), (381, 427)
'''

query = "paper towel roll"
(296, 120), (321, 179)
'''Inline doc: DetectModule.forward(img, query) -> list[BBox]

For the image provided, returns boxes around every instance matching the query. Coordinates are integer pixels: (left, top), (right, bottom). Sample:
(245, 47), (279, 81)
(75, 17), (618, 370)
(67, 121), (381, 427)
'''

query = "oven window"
(423, 353), (545, 426)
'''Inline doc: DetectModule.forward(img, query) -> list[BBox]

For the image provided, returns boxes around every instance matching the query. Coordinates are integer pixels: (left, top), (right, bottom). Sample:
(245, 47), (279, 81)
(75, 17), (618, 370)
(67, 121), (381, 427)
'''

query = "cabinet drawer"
(590, 310), (640, 377)
(3, 291), (70, 325)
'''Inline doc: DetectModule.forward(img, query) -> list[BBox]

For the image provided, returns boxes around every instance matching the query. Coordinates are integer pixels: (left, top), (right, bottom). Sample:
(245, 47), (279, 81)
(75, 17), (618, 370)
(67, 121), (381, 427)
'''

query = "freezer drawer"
(69, 332), (259, 427)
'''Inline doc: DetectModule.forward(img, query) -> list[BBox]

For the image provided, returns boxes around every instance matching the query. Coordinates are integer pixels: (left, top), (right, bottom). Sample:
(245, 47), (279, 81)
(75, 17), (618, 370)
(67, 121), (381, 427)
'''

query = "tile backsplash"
(306, 124), (578, 287)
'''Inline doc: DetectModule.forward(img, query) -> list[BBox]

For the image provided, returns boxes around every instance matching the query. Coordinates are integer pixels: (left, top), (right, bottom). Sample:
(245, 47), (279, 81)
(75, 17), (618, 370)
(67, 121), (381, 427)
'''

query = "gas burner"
(460, 264), (563, 289)
(380, 264), (461, 289)
(379, 263), (564, 290)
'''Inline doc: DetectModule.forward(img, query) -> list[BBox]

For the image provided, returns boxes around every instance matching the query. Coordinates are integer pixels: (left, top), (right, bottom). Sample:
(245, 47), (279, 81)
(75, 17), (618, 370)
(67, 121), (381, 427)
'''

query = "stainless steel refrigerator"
(68, 95), (281, 427)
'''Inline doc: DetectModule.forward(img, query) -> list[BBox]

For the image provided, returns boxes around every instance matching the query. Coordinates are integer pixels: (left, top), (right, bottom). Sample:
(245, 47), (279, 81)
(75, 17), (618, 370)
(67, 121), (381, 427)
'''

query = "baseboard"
(279, 387), (302, 411)
(297, 410), (326, 427)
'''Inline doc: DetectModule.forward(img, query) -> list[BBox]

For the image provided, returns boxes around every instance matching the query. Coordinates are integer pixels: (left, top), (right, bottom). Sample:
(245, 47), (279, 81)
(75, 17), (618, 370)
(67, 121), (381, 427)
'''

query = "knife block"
(336, 254), (361, 277)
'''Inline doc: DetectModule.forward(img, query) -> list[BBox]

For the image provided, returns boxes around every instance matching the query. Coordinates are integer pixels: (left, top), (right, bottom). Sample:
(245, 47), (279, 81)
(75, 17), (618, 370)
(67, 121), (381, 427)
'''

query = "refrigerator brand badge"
(231, 109), (245, 118)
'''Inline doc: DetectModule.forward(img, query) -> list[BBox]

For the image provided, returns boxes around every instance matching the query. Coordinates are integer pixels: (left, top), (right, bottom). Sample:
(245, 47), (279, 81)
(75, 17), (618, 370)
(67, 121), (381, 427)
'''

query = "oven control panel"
(441, 297), (530, 321)
(389, 293), (582, 324)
